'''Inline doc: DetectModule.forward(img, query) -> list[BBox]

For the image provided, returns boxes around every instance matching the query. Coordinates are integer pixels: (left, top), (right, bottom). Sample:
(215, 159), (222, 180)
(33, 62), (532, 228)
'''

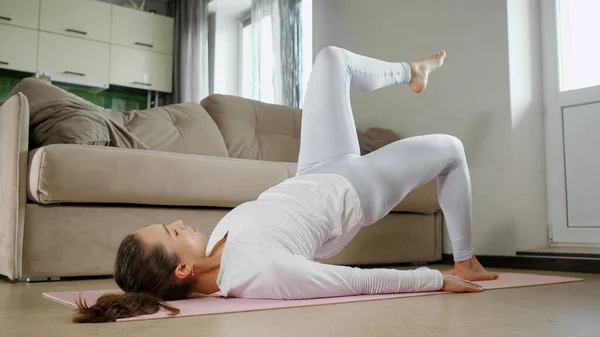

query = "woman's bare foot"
(408, 50), (446, 94)
(453, 256), (499, 281)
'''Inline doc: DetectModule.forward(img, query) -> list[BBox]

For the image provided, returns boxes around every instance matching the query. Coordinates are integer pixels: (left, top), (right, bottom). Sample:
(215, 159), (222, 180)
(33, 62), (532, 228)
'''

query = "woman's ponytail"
(73, 292), (179, 323)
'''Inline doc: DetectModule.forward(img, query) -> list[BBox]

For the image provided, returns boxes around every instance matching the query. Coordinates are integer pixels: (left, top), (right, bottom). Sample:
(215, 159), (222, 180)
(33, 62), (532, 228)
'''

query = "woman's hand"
(441, 275), (484, 293)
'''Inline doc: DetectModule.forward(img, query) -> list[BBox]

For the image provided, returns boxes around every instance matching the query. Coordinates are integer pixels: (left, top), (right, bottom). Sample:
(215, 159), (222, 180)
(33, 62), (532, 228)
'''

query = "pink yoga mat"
(44, 272), (582, 322)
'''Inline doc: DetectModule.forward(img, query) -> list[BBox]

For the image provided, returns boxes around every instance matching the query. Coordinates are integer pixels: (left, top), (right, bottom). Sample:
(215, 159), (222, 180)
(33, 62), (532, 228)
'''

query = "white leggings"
(296, 47), (473, 262)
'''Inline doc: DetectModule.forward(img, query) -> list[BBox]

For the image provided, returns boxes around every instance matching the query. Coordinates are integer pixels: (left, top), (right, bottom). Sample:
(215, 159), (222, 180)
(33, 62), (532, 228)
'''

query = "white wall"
(313, 0), (547, 256)
(213, 14), (240, 96)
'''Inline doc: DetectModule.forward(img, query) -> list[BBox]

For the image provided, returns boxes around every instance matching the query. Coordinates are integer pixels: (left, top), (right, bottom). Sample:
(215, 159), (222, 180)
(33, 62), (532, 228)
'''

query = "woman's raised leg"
(299, 47), (498, 281)
(297, 46), (444, 173)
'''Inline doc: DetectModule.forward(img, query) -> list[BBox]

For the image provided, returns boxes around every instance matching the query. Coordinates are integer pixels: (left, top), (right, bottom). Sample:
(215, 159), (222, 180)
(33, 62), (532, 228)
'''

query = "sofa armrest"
(0, 93), (29, 280)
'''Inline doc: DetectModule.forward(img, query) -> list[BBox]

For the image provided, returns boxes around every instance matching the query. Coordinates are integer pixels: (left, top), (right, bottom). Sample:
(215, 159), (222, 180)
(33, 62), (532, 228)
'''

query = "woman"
(75, 46), (498, 323)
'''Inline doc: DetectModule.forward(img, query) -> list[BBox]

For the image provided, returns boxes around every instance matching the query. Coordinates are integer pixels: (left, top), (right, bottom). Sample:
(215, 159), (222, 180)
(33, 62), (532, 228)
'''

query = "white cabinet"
(38, 32), (109, 84)
(111, 5), (174, 55)
(0, 25), (38, 73)
(0, 0), (40, 29)
(110, 45), (172, 93)
(109, 6), (173, 93)
(39, 0), (111, 43)
(0, 0), (174, 93)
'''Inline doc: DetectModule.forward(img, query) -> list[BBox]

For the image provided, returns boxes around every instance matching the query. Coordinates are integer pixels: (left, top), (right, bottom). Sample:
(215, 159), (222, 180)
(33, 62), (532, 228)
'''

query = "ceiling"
(208, 0), (252, 17)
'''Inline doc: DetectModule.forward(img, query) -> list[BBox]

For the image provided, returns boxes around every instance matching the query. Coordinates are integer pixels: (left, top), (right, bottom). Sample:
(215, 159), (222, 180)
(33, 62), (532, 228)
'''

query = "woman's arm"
(267, 254), (443, 299)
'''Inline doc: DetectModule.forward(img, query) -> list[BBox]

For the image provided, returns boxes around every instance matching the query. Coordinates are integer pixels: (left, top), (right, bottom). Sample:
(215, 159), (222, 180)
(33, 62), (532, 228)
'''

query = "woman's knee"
(314, 46), (348, 69)
(431, 134), (466, 161)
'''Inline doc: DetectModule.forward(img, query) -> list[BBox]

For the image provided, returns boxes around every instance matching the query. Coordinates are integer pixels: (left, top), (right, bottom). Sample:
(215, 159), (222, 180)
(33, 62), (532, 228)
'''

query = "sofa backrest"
(117, 104), (229, 157)
(201, 94), (301, 163)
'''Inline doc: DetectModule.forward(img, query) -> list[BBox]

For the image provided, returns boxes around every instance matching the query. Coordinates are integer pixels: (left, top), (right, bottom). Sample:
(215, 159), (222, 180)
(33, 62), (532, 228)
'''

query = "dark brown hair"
(73, 234), (193, 323)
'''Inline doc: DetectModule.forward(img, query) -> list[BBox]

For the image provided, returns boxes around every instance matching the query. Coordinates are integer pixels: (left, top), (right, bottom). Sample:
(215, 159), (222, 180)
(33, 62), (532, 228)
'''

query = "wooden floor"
(2, 266), (599, 337)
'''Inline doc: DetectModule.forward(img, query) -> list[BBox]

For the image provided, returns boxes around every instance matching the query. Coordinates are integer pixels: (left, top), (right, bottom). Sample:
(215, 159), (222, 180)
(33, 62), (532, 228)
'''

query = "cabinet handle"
(134, 42), (154, 48)
(133, 81), (152, 86)
(66, 28), (88, 35)
(0, 16), (11, 21)
(0, 61), (8, 66)
(64, 71), (85, 76)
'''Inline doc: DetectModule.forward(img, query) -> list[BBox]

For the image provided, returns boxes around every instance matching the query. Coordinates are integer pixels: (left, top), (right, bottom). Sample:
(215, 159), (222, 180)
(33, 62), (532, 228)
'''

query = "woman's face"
(136, 220), (209, 265)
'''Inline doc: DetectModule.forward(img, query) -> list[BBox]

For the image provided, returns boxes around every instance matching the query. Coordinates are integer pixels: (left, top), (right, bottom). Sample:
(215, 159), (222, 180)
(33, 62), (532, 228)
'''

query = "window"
(241, 19), (254, 100)
(240, 0), (312, 106)
(299, 0), (312, 107)
(557, 0), (600, 91)
(240, 15), (275, 104)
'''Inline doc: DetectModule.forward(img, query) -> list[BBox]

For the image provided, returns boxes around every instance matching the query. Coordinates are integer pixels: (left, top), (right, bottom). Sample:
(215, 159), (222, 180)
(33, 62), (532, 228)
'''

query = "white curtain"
(167, 0), (209, 103)
(251, 0), (303, 108)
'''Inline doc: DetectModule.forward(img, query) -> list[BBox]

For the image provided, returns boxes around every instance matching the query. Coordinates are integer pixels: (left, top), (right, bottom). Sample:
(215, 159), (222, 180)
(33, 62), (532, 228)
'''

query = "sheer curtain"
(167, 0), (209, 104)
(251, 0), (303, 108)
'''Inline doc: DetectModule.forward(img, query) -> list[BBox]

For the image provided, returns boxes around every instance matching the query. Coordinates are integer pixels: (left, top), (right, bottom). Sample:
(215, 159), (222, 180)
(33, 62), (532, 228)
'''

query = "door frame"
(541, 0), (600, 244)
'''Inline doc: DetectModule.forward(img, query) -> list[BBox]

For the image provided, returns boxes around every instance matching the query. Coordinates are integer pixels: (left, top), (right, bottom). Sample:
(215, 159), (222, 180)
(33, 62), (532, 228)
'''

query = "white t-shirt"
(206, 174), (443, 299)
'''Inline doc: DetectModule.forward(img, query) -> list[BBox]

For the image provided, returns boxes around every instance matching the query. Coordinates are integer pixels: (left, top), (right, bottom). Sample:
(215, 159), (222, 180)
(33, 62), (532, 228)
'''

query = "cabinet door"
(111, 5), (173, 55)
(0, 25), (38, 73)
(0, 0), (40, 29)
(110, 45), (173, 93)
(39, 0), (111, 42)
(38, 32), (109, 84)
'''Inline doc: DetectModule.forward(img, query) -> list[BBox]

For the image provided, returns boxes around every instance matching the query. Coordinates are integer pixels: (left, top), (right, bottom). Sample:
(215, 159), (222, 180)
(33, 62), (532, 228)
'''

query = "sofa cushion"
(201, 94), (301, 162)
(120, 103), (229, 157)
(26, 144), (439, 214)
(27, 145), (296, 207)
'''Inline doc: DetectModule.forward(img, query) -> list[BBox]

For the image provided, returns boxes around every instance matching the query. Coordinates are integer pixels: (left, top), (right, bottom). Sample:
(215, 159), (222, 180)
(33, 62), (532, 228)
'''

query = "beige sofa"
(0, 81), (443, 281)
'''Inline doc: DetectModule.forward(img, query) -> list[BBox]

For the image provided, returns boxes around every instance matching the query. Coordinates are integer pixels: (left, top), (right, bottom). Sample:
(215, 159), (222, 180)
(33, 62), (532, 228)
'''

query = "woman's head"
(135, 220), (209, 278)
(73, 220), (208, 323)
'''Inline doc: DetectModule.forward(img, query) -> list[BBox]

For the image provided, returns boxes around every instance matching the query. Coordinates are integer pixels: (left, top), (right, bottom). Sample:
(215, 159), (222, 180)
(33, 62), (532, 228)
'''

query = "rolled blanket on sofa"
(28, 99), (149, 150)
(9, 77), (149, 151)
